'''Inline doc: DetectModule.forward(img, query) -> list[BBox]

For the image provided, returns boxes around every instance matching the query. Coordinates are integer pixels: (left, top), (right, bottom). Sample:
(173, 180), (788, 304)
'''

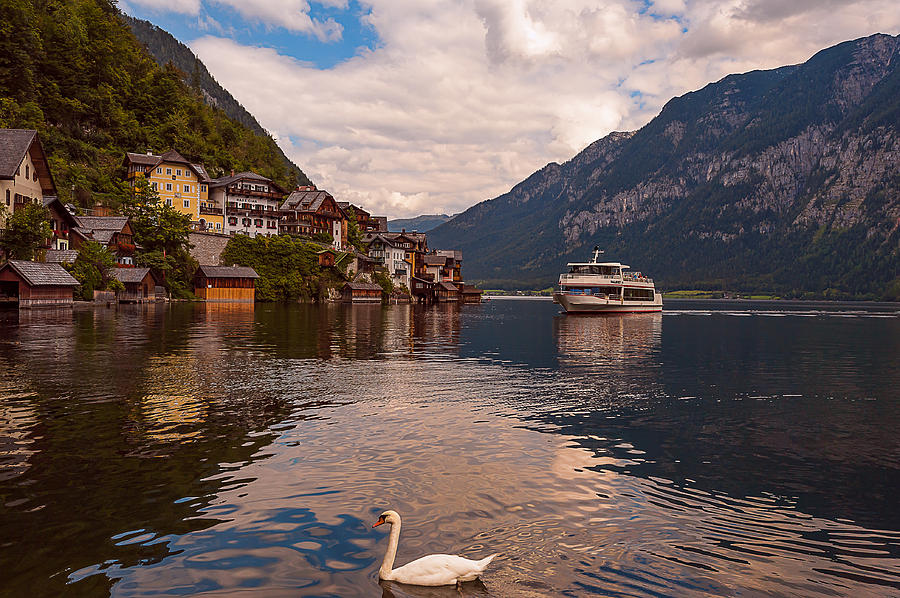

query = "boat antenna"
(592, 245), (603, 263)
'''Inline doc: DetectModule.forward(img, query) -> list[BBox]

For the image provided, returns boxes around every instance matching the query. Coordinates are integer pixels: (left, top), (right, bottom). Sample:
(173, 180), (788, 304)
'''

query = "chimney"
(230, 169), (235, 176)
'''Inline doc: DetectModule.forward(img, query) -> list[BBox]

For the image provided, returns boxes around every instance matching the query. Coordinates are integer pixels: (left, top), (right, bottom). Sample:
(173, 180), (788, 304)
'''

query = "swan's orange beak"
(373, 516), (385, 527)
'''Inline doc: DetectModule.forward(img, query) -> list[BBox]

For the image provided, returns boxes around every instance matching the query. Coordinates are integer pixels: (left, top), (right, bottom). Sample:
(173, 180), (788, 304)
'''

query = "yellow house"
(0, 129), (56, 228)
(124, 150), (224, 233)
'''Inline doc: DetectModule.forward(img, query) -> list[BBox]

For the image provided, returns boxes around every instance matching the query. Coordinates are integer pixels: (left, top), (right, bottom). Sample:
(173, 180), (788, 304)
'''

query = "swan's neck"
(380, 520), (401, 579)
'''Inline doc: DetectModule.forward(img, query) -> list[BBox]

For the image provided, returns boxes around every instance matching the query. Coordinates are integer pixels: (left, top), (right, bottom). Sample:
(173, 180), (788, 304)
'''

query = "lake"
(1, 299), (899, 597)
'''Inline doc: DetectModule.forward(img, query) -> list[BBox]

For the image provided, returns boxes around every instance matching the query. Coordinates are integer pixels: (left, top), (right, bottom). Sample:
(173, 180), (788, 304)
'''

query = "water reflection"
(0, 301), (898, 596)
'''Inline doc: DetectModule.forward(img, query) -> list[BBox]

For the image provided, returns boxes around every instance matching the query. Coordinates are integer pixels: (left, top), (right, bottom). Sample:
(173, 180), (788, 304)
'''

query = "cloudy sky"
(120, 0), (899, 219)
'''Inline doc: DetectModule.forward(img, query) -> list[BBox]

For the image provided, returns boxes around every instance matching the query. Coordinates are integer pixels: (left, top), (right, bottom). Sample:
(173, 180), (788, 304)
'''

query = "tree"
(0, 202), (52, 260)
(344, 206), (364, 251)
(123, 177), (196, 296)
(67, 240), (117, 300)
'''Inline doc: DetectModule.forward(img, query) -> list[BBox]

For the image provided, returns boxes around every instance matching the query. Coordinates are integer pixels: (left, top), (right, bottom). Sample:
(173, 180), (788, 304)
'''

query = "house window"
(183, 184), (190, 193)
(176, 169), (182, 176)
(32, 171), (37, 182)
(25, 165), (29, 179)
(267, 221), (276, 229)
(5, 190), (8, 206)
(216, 222), (221, 230)
(151, 182), (158, 191)
(166, 198), (172, 206)
(254, 219), (263, 228)
(183, 199), (190, 208)
(242, 218), (251, 226)
(201, 184), (207, 192)
(166, 183), (172, 191)
(166, 168), (172, 175)
(228, 217), (237, 225)
(156, 167), (162, 174)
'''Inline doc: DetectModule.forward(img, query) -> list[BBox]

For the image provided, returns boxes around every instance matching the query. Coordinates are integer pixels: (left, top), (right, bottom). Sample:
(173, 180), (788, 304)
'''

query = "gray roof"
(280, 190), (333, 212)
(344, 282), (383, 291)
(0, 129), (37, 178)
(438, 281), (458, 291)
(124, 152), (159, 167)
(0, 129), (55, 194)
(44, 249), (78, 264)
(436, 249), (462, 262)
(74, 216), (129, 232)
(423, 255), (447, 266)
(3, 261), (79, 286)
(210, 171), (277, 189)
(191, 163), (212, 183)
(197, 265), (259, 279)
(113, 267), (152, 284)
(124, 150), (207, 179)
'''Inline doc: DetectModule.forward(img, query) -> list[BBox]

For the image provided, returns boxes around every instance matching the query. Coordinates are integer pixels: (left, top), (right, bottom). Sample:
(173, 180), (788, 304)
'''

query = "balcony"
(200, 206), (223, 215)
(226, 185), (283, 200)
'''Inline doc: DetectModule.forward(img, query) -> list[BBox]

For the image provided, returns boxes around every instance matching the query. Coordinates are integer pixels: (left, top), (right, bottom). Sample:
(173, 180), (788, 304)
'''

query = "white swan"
(373, 510), (498, 586)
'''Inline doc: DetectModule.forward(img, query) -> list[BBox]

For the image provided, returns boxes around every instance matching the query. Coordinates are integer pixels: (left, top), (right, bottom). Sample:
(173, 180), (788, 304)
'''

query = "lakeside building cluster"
(0, 129), (481, 307)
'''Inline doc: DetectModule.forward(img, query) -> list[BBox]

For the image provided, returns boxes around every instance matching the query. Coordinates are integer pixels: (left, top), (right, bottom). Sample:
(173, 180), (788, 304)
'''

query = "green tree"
(0, 202), (52, 260)
(344, 207), (364, 251)
(123, 177), (196, 296)
(67, 240), (117, 300)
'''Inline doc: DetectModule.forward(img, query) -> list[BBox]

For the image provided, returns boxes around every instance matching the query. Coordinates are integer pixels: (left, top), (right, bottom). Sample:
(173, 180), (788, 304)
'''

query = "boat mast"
(591, 246), (603, 264)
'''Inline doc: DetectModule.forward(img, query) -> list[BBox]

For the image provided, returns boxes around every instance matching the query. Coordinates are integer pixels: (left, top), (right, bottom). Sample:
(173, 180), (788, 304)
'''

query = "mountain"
(428, 34), (900, 299)
(0, 0), (309, 208)
(122, 15), (310, 188)
(388, 214), (453, 232)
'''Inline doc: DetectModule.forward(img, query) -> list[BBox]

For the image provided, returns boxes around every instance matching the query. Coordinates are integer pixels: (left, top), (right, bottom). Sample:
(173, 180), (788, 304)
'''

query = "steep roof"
(74, 216), (129, 232)
(423, 255), (447, 266)
(123, 150), (207, 179)
(3, 261), (78, 286)
(44, 249), (78, 264)
(279, 190), (333, 212)
(191, 163), (212, 183)
(0, 129), (56, 194)
(0, 129), (37, 178)
(113, 267), (153, 284)
(438, 281), (458, 291)
(197, 265), (259, 279)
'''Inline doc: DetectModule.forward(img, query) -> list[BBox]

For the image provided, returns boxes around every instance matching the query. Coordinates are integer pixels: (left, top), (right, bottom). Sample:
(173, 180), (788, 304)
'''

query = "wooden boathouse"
(341, 282), (383, 303)
(194, 265), (259, 302)
(0, 260), (79, 307)
(113, 267), (159, 303)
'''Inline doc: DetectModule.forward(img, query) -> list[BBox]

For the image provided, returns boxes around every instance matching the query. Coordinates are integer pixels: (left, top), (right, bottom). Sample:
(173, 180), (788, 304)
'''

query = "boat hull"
(554, 292), (662, 313)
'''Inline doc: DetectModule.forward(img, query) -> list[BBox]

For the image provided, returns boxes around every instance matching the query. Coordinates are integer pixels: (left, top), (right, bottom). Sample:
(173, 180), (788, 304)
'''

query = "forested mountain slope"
(429, 34), (900, 299)
(0, 0), (309, 209)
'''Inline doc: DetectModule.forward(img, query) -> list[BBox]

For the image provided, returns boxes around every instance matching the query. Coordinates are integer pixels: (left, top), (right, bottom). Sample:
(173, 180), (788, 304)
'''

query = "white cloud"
(123, 0), (202, 16)
(190, 1), (900, 219)
(210, 0), (343, 40)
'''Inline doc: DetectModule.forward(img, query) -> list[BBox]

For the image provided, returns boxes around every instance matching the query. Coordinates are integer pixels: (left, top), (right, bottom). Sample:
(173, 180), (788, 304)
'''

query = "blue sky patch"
(123, 1), (379, 69)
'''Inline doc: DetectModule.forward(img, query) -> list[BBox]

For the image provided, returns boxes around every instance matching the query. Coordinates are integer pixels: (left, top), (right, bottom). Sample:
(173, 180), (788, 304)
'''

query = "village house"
(0, 260), (79, 308)
(71, 216), (137, 265)
(193, 265), (259, 303)
(124, 150), (222, 232)
(210, 171), (285, 238)
(365, 233), (411, 289)
(337, 201), (383, 234)
(0, 129), (56, 228)
(278, 186), (345, 249)
(43, 196), (79, 251)
(113, 267), (158, 303)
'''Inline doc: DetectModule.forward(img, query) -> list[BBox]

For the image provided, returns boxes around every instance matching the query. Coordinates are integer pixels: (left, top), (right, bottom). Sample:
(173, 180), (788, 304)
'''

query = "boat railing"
(622, 273), (653, 283)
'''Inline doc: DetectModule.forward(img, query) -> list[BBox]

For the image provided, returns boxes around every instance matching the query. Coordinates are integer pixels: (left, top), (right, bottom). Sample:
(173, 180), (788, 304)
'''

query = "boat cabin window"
(568, 265), (619, 276)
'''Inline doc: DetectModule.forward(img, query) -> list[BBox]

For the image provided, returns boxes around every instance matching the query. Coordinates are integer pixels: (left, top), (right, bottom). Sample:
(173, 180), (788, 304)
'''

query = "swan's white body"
(374, 510), (498, 586)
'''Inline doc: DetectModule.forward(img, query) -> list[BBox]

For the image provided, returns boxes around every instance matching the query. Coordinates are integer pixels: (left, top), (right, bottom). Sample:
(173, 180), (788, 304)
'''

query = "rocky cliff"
(428, 34), (900, 299)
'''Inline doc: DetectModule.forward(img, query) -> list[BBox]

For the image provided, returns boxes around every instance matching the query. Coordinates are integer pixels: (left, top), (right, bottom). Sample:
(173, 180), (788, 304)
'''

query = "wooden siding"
(195, 287), (255, 302)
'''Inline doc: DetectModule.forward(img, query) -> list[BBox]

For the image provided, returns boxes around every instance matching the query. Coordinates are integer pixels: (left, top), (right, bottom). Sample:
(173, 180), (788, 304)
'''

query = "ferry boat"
(553, 246), (662, 313)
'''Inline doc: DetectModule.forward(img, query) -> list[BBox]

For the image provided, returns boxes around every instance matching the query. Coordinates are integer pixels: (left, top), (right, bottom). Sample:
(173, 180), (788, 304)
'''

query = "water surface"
(1, 299), (899, 596)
